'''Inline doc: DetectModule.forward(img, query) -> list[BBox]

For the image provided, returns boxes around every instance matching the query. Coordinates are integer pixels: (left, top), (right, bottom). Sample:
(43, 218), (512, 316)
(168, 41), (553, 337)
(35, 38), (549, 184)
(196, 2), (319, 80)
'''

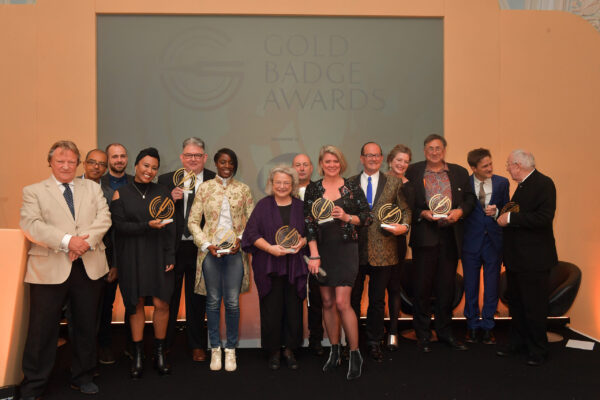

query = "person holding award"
(241, 165), (308, 370)
(110, 147), (176, 378)
(349, 142), (411, 362)
(405, 134), (476, 352)
(187, 148), (254, 372)
(304, 145), (372, 380)
(385, 144), (414, 350)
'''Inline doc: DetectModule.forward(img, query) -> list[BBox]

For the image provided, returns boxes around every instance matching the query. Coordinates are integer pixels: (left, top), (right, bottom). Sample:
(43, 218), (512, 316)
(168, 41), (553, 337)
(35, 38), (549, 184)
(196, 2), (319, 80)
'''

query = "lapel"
(490, 175), (499, 205)
(470, 174), (483, 211)
(185, 185), (196, 221)
(73, 178), (86, 221)
(45, 176), (76, 221)
(373, 172), (386, 206)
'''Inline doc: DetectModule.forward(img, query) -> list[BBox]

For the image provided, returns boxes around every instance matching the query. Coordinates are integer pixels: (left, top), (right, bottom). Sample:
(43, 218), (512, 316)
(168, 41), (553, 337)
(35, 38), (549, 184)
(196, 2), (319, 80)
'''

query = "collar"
(361, 170), (380, 180)
(51, 174), (74, 187)
(425, 162), (449, 173)
(215, 175), (231, 187)
(473, 175), (491, 186)
(519, 169), (535, 184)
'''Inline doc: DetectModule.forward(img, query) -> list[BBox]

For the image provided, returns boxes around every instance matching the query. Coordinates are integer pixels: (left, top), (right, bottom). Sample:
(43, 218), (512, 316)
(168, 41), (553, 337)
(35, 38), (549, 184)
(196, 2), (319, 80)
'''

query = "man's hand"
(68, 234), (90, 256)
(171, 187), (184, 201)
(420, 210), (436, 222)
(497, 212), (509, 227)
(445, 208), (463, 224)
(106, 267), (118, 283)
(485, 204), (497, 217)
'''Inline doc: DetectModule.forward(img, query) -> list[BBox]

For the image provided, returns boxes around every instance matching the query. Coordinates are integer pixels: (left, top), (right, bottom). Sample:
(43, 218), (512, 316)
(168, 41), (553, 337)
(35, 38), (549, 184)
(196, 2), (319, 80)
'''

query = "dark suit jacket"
(157, 168), (216, 251)
(463, 174), (510, 254)
(81, 174), (116, 267)
(502, 169), (558, 272)
(405, 161), (476, 257)
(100, 173), (134, 190)
(349, 172), (411, 267)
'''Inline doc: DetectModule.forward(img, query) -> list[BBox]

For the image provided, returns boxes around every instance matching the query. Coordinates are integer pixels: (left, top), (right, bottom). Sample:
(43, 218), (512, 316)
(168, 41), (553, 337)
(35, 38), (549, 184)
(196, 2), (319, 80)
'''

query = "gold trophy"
(214, 227), (237, 255)
(149, 196), (175, 225)
(173, 168), (196, 193)
(377, 203), (402, 229)
(500, 201), (520, 214)
(311, 198), (334, 224)
(428, 193), (451, 219)
(275, 225), (300, 253)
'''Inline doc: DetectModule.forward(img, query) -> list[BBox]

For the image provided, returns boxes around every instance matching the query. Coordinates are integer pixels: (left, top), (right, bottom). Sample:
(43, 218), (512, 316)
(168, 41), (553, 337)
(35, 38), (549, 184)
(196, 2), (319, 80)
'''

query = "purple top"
(241, 195), (308, 299)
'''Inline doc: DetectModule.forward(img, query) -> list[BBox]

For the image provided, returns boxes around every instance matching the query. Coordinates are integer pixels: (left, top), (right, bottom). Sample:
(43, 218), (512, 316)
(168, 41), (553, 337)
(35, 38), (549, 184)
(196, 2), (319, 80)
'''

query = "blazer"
(463, 174), (510, 254)
(405, 161), (476, 256)
(157, 168), (216, 250)
(349, 173), (411, 266)
(187, 177), (254, 295)
(20, 176), (112, 284)
(502, 169), (558, 272)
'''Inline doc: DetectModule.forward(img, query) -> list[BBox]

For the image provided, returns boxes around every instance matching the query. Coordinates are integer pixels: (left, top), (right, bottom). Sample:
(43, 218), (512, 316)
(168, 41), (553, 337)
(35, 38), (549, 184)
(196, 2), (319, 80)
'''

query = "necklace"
(132, 183), (149, 199)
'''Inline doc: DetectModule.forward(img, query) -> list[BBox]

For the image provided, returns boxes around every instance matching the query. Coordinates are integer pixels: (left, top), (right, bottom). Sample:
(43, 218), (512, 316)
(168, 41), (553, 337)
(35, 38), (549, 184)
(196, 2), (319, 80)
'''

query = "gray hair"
(182, 137), (206, 150)
(510, 149), (535, 169)
(264, 164), (299, 197)
(48, 140), (81, 164)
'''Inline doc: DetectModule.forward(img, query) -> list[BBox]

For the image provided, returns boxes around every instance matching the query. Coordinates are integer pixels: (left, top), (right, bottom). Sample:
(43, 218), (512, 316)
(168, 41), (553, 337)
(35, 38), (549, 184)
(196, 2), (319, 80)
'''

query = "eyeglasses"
(425, 146), (444, 153)
(273, 181), (292, 187)
(85, 160), (107, 168)
(183, 153), (205, 160)
(362, 153), (382, 159)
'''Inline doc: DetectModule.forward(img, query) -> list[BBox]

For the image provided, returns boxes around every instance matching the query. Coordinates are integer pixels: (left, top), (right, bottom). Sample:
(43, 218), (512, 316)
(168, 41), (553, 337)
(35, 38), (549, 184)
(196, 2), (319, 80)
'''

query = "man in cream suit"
(19, 141), (111, 399)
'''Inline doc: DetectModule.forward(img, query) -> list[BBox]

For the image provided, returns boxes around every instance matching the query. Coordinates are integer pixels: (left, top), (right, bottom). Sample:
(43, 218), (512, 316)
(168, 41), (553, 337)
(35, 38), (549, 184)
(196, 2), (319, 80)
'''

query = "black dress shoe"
(268, 350), (280, 370)
(440, 337), (468, 351)
(368, 344), (384, 363)
(481, 330), (496, 345)
(70, 381), (99, 395)
(417, 339), (432, 353)
(526, 355), (546, 366)
(465, 328), (479, 344)
(282, 348), (299, 370)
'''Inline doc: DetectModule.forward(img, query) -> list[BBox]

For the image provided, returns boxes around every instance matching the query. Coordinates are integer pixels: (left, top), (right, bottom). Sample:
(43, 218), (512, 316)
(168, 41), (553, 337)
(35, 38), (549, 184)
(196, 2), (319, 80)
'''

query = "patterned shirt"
(424, 163), (452, 205)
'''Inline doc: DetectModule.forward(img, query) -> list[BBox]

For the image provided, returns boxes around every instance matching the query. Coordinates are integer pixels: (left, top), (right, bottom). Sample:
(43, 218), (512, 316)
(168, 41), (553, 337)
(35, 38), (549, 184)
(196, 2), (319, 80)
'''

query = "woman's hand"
(149, 219), (166, 229)
(290, 237), (307, 253)
(269, 244), (289, 257)
(208, 245), (220, 257)
(307, 257), (321, 274)
(331, 205), (348, 221)
(229, 238), (241, 255)
(165, 264), (174, 272)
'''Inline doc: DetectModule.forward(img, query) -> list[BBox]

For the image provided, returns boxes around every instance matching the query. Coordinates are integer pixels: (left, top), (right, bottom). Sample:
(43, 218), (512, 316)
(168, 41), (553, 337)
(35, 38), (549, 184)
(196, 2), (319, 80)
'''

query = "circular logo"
(311, 198), (334, 221)
(149, 196), (175, 220)
(377, 203), (402, 224)
(428, 194), (451, 215)
(275, 226), (300, 248)
(501, 201), (520, 214)
(215, 227), (237, 250)
(173, 168), (197, 190)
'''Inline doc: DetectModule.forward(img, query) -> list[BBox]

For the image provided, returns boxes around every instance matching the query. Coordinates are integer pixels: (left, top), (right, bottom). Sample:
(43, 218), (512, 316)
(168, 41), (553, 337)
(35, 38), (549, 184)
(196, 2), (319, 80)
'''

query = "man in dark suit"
(497, 150), (557, 366)
(405, 134), (476, 352)
(19, 141), (111, 398)
(462, 148), (509, 345)
(350, 142), (411, 362)
(98, 143), (133, 363)
(159, 137), (215, 362)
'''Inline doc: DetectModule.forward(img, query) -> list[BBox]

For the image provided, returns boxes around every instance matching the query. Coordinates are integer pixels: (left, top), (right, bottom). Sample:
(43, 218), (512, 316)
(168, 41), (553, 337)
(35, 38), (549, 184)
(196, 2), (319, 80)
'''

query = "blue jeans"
(202, 252), (244, 349)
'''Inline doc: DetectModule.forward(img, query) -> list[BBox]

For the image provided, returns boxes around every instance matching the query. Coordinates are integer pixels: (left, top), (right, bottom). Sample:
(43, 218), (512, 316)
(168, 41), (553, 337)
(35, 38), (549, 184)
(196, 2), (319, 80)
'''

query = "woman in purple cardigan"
(241, 165), (308, 371)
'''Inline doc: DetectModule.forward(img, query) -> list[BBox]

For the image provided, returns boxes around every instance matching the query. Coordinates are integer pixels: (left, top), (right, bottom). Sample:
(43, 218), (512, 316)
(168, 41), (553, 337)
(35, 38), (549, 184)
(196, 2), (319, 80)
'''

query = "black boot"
(347, 349), (363, 380)
(154, 338), (171, 375)
(130, 341), (144, 379)
(322, 344), (341, 372)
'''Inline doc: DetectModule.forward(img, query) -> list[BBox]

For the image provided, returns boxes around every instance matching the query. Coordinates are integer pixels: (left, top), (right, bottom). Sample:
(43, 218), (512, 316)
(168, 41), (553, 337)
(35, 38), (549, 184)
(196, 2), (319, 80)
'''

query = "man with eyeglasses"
(349, 142), (411, 362)
(405, 134), (476, 353)
(98, 143), (134, 364)
(158, 137), (215, 361)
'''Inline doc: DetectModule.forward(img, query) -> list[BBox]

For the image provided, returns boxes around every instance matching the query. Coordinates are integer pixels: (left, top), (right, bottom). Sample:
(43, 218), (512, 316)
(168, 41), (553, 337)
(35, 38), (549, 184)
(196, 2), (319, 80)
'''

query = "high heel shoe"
(153, 338), (171, 375)
(130, 341), (144, 379)
(347, 349), (363, 380)
(322, 344), (341, 372)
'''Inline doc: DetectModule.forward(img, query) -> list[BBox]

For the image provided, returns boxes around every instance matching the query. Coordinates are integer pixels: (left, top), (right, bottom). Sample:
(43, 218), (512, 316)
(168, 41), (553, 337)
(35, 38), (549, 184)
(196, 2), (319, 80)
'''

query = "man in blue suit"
(462, 148), (509, 344)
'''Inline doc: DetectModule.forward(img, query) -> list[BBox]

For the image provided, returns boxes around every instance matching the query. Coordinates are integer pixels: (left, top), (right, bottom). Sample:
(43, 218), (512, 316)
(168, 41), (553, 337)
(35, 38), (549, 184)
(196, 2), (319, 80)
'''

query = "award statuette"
(275, 226), (300, 253)
(149, 196), (175, 225)
(173, 168), (196, 193)
(311, 198), (334, 224)
(500, 201), (520, 214)
(428, 193), (451, 219)
(214, 227), (237, 255)
(377, 203), (402, 229)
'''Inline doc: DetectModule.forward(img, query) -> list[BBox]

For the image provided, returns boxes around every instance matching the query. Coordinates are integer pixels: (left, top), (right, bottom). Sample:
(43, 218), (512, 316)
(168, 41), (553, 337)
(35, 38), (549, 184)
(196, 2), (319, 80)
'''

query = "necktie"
(62, 183), (75, 219)
(478, 181), (486, 209)
(367, 176), (373, 209)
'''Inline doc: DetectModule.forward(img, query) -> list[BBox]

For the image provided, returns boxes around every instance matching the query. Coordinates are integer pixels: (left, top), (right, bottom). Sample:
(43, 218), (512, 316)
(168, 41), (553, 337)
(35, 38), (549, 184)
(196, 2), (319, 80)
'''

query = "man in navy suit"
(159, 137), (216, 362)
(462, 149), (509, 345)
(497, 150), (557, 366)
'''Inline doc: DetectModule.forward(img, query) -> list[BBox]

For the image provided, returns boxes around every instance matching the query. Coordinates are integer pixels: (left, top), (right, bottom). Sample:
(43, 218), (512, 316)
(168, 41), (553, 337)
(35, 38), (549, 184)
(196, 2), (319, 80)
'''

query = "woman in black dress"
(304, 145), (371, 380)
(110, 148), (175, 378)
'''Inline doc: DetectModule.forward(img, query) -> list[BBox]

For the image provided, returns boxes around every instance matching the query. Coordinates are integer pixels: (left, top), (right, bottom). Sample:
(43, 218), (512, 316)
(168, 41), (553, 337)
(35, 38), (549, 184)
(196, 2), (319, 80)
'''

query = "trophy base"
(317, 217), (334, 224)
(284, 248), (296, 253)
(160, 219), (173, 225)
(216, 249), (231, 254)
(380, 223), (394, 229)
(432, 214), (448, 219)
(182, 189), (193, 194)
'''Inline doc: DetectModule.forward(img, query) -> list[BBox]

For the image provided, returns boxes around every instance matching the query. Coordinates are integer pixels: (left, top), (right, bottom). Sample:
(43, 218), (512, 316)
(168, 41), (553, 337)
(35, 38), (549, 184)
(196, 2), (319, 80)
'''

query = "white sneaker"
(210, 347), (222, 371)
(224, 348), (237, 372)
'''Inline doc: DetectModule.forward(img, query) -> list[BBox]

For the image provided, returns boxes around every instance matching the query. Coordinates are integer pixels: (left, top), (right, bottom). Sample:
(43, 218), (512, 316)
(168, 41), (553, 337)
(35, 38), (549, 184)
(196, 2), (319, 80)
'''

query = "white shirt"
(360, 170), (380, 205)
(298, 186), (307, 201)
(507, 169), (536, 223)
(473, 175), (492, 207)
(51, 174), (75, 252)
(182, 170), (205, 240)
(201, 176), (237, 252)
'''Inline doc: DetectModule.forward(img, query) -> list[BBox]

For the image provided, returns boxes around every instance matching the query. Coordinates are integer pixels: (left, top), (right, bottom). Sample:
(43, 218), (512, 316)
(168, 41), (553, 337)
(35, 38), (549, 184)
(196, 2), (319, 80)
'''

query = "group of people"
(18, 134), (557, 399)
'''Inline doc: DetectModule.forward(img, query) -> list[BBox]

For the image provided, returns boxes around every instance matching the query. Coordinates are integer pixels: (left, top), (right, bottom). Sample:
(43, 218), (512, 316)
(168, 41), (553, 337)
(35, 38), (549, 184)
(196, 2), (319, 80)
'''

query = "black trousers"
(412, 228), (459, 341)
(506, 269), (549, 358)
(97, 278), (131, 347)
(351, 264), (393, 345)
(166, 240), (207, 350)
(307, 274), (323, 344)
(20, 260), (103, 398)
(259, 275), (303, 352)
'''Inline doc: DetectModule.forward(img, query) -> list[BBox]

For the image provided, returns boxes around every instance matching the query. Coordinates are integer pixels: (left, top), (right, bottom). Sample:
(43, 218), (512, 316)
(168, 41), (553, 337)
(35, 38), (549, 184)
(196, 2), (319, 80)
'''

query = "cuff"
(60, 234), (72, 252)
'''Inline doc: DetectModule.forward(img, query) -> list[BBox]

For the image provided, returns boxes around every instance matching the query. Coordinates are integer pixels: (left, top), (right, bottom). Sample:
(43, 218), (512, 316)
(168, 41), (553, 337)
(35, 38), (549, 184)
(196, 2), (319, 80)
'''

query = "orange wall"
(1, 1), (599, 384)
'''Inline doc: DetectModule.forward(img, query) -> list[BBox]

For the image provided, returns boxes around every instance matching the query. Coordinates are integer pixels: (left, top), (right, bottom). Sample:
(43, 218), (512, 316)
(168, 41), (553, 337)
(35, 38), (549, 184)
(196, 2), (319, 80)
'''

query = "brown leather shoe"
(192, 348), (207, 362)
